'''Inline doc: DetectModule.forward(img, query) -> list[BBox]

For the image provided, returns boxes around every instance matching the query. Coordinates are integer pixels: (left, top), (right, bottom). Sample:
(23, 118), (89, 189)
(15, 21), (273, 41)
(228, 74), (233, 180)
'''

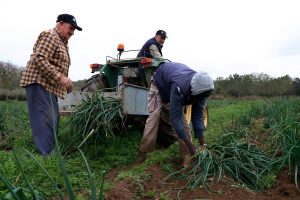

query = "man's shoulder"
(38, 29), (57, 38)
(146, 37), (156, 43)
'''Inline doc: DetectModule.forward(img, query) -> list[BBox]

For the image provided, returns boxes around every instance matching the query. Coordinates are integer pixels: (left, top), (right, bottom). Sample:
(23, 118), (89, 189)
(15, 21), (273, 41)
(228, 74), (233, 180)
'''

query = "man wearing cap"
(137, 30), (167, 58)
(138, 61), (214, 166)
(20, 14), (82, 156)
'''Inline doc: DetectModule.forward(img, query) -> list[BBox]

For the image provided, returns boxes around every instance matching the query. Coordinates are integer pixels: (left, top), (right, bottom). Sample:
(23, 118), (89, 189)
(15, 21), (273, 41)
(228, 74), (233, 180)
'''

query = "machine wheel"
(184, 104), (209, 129)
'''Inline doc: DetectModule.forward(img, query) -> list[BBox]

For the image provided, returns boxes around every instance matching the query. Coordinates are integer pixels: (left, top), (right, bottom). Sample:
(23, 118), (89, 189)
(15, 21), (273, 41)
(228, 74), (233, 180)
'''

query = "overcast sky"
(1, 0), (299, 81)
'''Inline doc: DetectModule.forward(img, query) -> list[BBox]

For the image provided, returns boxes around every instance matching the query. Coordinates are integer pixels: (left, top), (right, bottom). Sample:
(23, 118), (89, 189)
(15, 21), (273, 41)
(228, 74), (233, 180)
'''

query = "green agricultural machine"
(59, 44), (208, 136)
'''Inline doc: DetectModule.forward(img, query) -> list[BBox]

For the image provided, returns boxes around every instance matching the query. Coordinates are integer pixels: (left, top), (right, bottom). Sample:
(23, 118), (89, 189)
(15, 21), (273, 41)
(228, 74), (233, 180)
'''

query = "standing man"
(137, 30), (167, 58)
(20, 14), (82, 156)
(138, 61), (214, 165)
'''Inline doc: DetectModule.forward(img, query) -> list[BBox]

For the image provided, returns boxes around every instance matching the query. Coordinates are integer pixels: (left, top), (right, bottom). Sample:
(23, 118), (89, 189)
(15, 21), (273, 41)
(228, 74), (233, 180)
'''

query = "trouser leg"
(139, 108), (161, 153)
(139, 82), (162, 153)
(179, 112), (193, 156)
(25, 84), (59, 156)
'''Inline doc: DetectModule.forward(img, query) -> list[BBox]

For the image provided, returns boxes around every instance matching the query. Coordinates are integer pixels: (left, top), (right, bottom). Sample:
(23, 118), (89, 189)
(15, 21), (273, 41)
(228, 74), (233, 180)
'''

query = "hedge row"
(0, 88), (27, 101)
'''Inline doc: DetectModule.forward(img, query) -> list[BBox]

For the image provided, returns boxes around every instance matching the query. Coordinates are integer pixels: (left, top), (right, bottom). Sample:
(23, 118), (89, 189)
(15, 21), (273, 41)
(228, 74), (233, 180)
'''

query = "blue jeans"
(25, 83), (59, 155)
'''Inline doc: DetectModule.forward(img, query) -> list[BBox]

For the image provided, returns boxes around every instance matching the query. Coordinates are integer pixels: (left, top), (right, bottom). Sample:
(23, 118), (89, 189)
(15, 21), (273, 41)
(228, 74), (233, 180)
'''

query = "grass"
(0, 98), (299, 198)
(0, 101), (32, 150)
(0, 101), (109, 199)
(205, 99), (266, 143)
(165, 97), (300, 192)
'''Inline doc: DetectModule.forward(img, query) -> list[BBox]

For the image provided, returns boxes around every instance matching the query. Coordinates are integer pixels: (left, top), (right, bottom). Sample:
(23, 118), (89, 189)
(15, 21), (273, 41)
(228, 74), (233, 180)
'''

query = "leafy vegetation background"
(1, 61), (300, 100)
(0, 98), (299, 199)
(1, 60), (299, 198)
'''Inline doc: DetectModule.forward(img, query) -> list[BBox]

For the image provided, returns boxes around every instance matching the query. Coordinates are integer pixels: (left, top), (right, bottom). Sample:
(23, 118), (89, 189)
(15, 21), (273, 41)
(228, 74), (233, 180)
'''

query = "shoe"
(136, 152), (147, 163)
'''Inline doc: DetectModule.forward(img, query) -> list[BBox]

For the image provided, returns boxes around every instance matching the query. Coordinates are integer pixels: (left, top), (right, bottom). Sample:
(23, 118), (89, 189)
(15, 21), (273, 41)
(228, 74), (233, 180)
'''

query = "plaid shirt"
(20, 28), (70, 99)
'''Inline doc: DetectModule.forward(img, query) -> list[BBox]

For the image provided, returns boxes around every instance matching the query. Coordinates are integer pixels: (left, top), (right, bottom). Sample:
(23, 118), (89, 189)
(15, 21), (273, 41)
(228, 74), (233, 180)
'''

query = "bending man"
(138, 61), (214, 163)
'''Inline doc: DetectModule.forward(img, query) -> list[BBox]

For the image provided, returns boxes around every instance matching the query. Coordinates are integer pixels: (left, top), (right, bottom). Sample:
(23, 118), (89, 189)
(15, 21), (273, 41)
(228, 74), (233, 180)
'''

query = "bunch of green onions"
(65, 91), (126, 153)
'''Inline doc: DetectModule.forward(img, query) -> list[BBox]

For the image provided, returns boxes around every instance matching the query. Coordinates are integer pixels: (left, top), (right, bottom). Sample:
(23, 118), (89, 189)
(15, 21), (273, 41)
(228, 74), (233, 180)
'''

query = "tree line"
(0, 61), (299, 100)
(0, 61), (26, 100)
(214, 73), (300, 97)
(0, 61), (85, 100)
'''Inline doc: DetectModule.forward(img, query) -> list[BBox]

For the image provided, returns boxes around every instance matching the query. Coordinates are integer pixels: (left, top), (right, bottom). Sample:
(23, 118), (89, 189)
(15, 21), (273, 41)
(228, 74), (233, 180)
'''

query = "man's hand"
(60, 76), (73, 93)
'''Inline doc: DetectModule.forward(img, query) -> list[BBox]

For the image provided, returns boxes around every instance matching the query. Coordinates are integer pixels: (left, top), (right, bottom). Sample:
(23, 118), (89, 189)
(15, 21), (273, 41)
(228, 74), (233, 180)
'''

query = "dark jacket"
(153, 62), (196, 103)
(153, 62), (207, 140)
(137, 37), (162, 58)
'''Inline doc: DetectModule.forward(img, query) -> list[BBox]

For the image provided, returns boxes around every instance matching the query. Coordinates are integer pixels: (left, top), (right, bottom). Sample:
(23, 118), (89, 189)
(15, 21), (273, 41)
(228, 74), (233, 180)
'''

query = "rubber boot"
(136, 151), (147, 163)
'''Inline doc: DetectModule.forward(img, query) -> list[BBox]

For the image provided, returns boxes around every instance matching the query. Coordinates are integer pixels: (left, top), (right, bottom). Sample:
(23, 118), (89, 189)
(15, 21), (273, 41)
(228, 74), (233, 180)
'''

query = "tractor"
(58, 44), (208, 144)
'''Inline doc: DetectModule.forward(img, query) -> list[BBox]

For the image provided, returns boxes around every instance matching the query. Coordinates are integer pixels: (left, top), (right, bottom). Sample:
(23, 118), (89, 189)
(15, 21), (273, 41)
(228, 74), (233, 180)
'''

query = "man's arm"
(149, 44), (162, 58)
(191, 97), (207, 140)
(169, 84), (187, 139)
(170, 84), (198, 154)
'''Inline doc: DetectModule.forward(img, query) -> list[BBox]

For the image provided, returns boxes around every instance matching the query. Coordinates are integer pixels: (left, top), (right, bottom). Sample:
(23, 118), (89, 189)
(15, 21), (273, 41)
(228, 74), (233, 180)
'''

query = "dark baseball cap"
(156, 30), (167, 38)
(56, 14), (82, 31)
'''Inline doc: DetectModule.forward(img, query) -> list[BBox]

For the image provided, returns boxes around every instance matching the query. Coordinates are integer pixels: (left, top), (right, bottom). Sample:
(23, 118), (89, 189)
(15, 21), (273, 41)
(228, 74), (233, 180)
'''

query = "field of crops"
(0, 98), (299, 199)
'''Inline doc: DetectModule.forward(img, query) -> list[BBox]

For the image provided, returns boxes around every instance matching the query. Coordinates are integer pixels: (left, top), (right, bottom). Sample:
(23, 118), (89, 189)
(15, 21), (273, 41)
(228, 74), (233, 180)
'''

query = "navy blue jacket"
(137, 37), (162, 58)
(153, 62), (206, 140)
(153, 62), (196, 104)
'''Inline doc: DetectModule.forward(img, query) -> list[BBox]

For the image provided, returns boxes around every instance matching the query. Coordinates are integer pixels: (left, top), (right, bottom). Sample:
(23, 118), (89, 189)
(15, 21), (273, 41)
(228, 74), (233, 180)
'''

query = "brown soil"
(105, 161), (300, 200)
